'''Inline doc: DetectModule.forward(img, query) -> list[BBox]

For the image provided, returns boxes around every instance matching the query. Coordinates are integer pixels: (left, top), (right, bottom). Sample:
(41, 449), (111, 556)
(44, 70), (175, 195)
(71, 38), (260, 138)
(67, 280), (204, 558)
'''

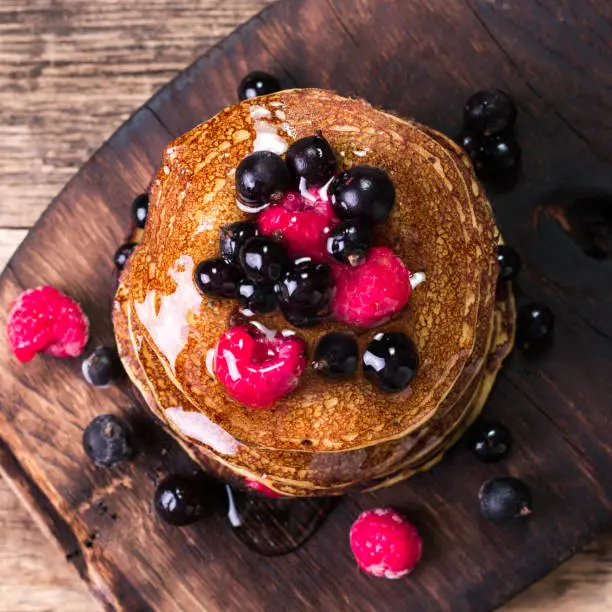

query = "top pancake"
(125, 89), (498, 452)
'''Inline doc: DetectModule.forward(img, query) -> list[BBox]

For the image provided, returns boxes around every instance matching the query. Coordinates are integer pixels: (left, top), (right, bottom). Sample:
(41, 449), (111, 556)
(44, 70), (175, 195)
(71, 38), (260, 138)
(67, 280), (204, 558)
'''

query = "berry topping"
(238, 71), (280, 101)
(469, 421), (512, 463)
(331, 247), (413, 328)
(114, 242), (137, 271)
(194, 258), (244, 298)
(257, 189), (338, 260)
(131, 193), (149, 228)
(237, 279), (277, 315)
(82, 346), (123, 388)
(276, 259), (333, 325)
(246, 479), (283, 498)
(479, 477), (533, 523)
(326, 218), (373, 266)
(7, 286), (90, 363)
(456, 132), (481, 160)
(471, 133), (522, 185)
(235, 151), (290, 208)
(82, 414), (134, 468)
(214, 325), (306, 408)
(330, 165), (395, 224)
(497, 245), (522, 281)
(312, 332), (358, 378)
(363, 332), (418, 393)
(280, 308), (326, 329)
(154, 474), (215, 526)
(516, 303), (554, 356)
(239, 236), (291, 284)
(350, 508), (422, 579)
(220, 221), (259, 264)
(285, 134), (338, 187)
(464, 89), (517, 137)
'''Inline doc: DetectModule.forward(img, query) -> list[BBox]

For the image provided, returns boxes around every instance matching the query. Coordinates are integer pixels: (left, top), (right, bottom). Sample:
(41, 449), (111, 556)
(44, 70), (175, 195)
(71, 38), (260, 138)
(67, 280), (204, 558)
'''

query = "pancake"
(114, 258), (513, 497)
(125, 89), (498, 454)
(123, 237), (493, 488)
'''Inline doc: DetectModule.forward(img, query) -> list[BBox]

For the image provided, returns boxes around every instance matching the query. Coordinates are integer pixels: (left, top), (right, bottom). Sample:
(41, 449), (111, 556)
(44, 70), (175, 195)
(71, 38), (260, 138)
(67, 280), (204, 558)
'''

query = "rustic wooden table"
(1, 1), (611, 610)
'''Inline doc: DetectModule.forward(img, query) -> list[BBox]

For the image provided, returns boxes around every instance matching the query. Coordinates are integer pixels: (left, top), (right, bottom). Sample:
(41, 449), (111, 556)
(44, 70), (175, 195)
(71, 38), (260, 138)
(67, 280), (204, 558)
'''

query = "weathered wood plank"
(0, 0), (275, 227)
(0, 230), (27, 271)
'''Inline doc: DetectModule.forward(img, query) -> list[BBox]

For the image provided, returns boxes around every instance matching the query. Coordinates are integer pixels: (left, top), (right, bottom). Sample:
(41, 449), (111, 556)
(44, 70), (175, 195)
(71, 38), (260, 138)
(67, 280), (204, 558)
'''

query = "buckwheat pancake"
(126, 233), (492, 488)
(124, 89), (498, 453)
(114, 254), (513, 496)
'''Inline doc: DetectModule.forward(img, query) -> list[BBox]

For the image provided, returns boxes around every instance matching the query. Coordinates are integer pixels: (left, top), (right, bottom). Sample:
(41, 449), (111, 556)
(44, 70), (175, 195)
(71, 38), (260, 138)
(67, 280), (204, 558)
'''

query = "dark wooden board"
(1, 0), (612, 610)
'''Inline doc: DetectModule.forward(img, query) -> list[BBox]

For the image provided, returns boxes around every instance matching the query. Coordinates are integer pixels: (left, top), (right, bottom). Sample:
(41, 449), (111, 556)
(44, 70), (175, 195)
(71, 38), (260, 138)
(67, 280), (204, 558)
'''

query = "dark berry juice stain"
(534, 190), (612, 260)
(226, 486), (335, 556)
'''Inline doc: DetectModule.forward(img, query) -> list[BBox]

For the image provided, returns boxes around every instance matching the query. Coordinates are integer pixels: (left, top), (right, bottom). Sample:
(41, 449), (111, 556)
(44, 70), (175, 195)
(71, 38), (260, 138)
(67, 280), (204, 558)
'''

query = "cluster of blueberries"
(457, 89), (522, 189)
(195, 134), (394, 327)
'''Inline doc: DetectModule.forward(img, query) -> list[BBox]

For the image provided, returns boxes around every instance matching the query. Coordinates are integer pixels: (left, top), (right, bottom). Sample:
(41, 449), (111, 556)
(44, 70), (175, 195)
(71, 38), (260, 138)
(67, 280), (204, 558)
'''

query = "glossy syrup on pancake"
(114, 265), (514, 497)
(124, 174), (496, 490)
(114, 239), (514, 496)
(125, 89), (498, 453)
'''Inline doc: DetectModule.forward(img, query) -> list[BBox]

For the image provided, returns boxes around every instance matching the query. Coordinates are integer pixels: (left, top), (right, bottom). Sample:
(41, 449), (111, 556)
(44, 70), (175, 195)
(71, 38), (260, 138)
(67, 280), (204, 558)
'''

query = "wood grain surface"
(1, 0), (612, 610)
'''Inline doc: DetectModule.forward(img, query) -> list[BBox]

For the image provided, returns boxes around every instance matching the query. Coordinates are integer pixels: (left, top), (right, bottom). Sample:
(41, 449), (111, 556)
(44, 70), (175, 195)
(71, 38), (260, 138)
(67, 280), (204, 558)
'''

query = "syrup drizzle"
(225, 487), (335, 556)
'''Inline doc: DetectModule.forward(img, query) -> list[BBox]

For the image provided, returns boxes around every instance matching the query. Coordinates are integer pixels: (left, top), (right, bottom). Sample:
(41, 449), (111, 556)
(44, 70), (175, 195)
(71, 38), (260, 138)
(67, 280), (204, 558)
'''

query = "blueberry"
(497, 245), (522, 281)
(312, 332), (358, 377)
(330, 165), (395, 224)
(279, 307), (326, 328)
(239, 236), (290, 284)
(285, 135), (337, 187)
(220, 221), (259, 264)
(236, 151), (290, 208)
(470, 421), (512, 463)
(456, 132), (482, 160)
(194, 258), (244, 298)
(154, 474), (220, 526)
(82, 414), (134, 468)
(131, 193), (149, 228)
(238, 71), (281, 101)
(363, 332), (418, 393)
(114, 242), (137, 271)
(516, 303), (554, 356)
(237, 279), (277, 315)
(472, 133), (522, 185)
(479, 477), (532, 523)
(464, 89), (517, 137)
(276, 259), (333, 321)
(82, 347), (123, 387)
(326, 218), (373, 266)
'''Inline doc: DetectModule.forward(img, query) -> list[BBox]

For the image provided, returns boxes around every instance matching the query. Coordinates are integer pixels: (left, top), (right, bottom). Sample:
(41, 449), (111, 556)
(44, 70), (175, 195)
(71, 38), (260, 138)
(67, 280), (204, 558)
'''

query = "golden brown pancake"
(125, 89), (498, 454)
(113, 89), (513, 496)
(115, 240), (513, 499)
(114, 262), (513, 497)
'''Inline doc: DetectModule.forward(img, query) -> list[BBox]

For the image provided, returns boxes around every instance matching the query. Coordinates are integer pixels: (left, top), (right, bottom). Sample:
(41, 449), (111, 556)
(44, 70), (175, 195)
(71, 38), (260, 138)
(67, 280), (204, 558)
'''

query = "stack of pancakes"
(113, 89), (515, 497)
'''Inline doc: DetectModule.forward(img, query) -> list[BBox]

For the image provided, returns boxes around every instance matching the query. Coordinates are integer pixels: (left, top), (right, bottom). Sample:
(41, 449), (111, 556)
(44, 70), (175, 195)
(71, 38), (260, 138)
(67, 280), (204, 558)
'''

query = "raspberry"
(214, 325), (307, 409)
(258, 189), (338, 261)
(7, 286), (89, 363)
(349, 508), (422, 579)
(246, 479), (283, 498)
(331, 247), (412, 328)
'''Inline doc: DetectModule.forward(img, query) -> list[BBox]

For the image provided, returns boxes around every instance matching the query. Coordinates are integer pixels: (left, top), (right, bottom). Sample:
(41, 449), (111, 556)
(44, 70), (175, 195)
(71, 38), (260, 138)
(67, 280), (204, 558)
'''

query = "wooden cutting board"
(1, 0), (611, 609)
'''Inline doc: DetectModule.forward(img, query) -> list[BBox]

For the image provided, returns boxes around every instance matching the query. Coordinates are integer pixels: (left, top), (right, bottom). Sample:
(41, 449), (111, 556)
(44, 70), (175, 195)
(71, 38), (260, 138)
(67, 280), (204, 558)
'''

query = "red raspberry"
(214, 325), (307, 409)
(6, 286), (89, 363)
(246, 479), (283, 498)
(258, 189), (338, 260)
(331, 247), (412, 328)
(350, 508), (422, 579)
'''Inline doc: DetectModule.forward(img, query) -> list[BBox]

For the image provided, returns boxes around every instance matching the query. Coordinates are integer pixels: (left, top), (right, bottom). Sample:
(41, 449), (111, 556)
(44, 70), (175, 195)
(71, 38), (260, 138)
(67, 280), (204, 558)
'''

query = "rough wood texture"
(1, 0), (612, 610)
